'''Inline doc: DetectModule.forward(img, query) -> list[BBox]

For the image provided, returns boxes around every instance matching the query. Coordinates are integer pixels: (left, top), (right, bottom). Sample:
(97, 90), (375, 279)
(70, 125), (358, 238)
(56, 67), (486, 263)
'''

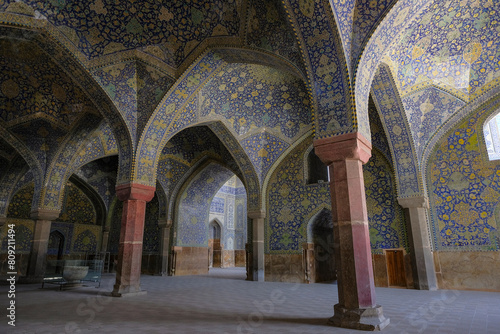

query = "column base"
(111, 284), (147, 297)
(252, 269), (264, 282)
(328, 304), (390, 331)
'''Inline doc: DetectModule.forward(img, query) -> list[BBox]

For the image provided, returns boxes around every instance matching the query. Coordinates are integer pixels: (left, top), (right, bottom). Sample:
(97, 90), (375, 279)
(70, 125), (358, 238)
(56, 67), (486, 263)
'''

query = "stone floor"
(1, 268), (499, 334)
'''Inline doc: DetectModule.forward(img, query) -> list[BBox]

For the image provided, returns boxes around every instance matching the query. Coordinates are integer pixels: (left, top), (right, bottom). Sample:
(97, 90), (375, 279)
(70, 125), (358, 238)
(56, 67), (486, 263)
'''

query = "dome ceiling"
(22, 0), (241, 68)
(389, 0), (499, 101)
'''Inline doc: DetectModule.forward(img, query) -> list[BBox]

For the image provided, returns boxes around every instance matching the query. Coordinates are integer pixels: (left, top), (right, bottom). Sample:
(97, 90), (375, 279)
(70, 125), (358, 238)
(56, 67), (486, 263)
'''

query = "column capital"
(30, 208), (60, 221)
(398, 196), (429, 209)
(116, 183), (155, 202)
(247, 210), (265, 219)
(313, 132), (372, 165)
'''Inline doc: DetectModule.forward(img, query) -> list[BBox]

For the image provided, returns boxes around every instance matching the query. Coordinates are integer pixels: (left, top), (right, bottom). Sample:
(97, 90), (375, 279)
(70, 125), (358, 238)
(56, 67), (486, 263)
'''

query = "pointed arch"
(356, 0), (434, 140)
(371, 63), (422, 198)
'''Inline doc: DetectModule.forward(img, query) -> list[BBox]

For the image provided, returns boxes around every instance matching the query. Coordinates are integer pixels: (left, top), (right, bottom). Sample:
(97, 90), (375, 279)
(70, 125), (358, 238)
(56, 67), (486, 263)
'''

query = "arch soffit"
(0, 17), (134, 187)
(370, 63), (422, 198)
(356, 0), (433, 141)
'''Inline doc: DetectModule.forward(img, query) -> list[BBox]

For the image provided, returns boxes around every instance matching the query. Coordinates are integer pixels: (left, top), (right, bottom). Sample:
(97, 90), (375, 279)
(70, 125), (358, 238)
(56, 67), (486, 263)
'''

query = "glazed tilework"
(19, 0), (239, 67)
(368, 99), (392, 163)
(428, 100), (500, 251)
(92, 62), (139, 145)
(55, 182), (96, 225)
(1, 219), (33, 254)
(267, 130), (405, 253)
(0, 37), (93, 130)
(355, 0), (428, 138)
(266, 136), (331, 253)
(9, 119), (66, 173)
(390, 0), (500, 100)
(241, 132), (290, 183)
(40, 113), (102, 210)
(176, 163), (234, 247)
(32, 31), (134, 187)
(71, 224), (100, 253)
(157, 126), (239, 202)
(371, 64), (422, 197)
(76, 157), (118, 210)
(200, 63), (312, 142)
(210, 197), (225, 214)
(283, 0), (353, 138)
(6, 183), (33, 219)
(402, 87), (466, 160)
(246, 0), (305, 76)
(0, 157), (28, 217)
(135, 51), (225, 186)
(208, 122), (261, 210)
(350, 0), (396, 68)
(364, 149), (408, 251)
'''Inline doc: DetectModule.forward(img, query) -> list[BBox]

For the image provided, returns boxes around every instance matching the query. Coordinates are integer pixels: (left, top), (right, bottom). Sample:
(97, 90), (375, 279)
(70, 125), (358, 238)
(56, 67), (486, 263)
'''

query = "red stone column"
(112, 183), (155, 297)
(314, 132), (389, 330)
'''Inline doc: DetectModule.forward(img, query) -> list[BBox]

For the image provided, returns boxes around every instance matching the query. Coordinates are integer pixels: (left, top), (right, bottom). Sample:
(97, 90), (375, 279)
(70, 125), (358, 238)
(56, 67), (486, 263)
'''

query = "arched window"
(307, 149), (329, 184)
(484, 112), (500, 161)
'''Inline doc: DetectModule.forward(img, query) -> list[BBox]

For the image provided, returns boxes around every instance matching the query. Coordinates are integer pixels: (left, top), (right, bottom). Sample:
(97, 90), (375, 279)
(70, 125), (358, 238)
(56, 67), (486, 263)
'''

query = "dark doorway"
(386, 249), (406, 287)
(208, 220), (222, 268)
(311, 209), (336, 282)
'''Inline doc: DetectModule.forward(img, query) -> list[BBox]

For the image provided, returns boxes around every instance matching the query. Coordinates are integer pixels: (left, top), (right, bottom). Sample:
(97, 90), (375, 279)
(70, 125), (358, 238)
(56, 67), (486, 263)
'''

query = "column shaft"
(249, 211), (265, 282)
(314, 132), (389, 331)
(398, 196), (437, 290)
(112, 183), (155, 297)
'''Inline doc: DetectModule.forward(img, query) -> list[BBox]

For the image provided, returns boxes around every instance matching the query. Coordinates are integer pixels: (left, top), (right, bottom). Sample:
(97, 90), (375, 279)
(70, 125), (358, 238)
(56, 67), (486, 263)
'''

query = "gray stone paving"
(1, 268), (499, 333)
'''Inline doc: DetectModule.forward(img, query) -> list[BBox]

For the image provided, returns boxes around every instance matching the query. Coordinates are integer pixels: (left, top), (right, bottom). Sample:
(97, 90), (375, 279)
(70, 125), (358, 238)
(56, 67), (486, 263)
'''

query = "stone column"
(21, 209), (60, 283)
(248, 210), (265, 282)
(112, 183), (155, 297)
(397, 196), (437, 290)
(314, 132), (389, 331)
(158, 218), (172, 276)
(101, 228), (110, 253)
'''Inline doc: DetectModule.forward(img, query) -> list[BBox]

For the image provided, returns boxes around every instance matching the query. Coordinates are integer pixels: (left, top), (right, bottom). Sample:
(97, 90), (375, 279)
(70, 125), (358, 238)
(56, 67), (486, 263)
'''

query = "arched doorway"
(305, 209), (336, 283)
(208, 220), (222, 268)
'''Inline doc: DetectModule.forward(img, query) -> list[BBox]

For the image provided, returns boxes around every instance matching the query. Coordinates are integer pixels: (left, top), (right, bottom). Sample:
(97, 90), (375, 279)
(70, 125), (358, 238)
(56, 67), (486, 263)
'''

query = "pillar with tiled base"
(398, 196), (437, 290)
(20, 209), (60, 283)
(112, 183), (155, 297)
(248, 210), (265, 282)
(314, 132), (389, 331)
